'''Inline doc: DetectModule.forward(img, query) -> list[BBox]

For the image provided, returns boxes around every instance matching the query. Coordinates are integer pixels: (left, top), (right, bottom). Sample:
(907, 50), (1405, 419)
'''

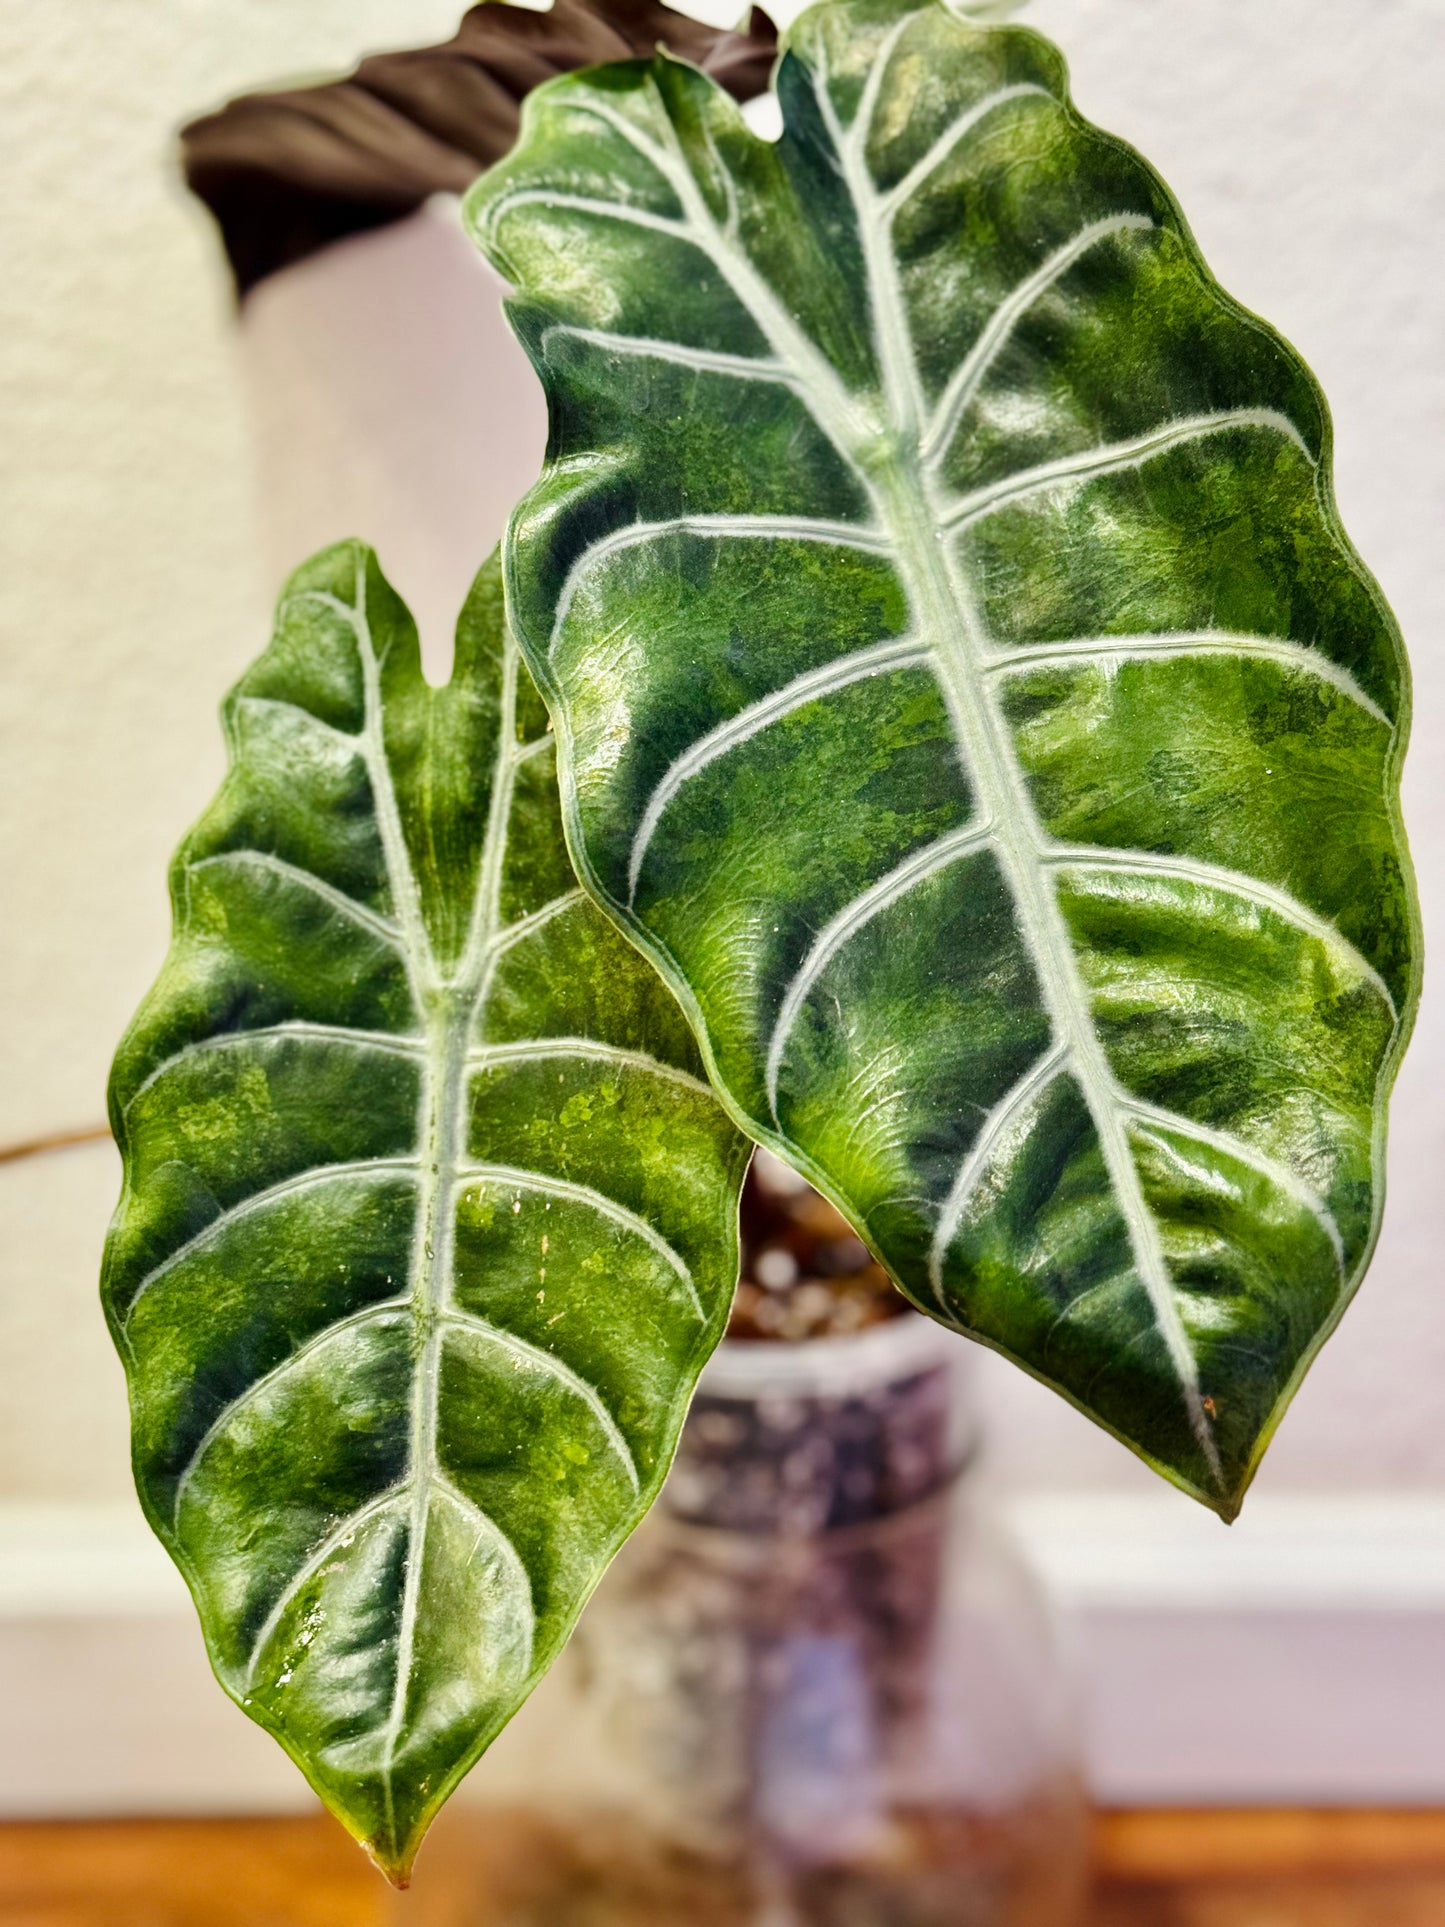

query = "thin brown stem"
(0, 1123), (112, 1166)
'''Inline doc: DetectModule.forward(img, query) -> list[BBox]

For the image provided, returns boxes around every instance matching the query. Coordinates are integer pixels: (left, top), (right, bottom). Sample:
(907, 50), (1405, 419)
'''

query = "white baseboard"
(1009, 1491), (1445, 1804)
(0, 1507), (310, 1817)
(4, 1493), (1444, 1816)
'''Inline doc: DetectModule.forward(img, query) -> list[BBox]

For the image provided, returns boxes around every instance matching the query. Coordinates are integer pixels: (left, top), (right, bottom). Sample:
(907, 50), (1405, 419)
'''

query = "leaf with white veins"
(467, 0), (1419, 1516)
(102, 544), (747, 1879)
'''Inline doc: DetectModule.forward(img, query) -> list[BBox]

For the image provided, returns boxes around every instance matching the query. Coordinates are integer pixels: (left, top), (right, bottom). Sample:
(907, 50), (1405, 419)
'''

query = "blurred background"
(2, 0), (1444, 1918)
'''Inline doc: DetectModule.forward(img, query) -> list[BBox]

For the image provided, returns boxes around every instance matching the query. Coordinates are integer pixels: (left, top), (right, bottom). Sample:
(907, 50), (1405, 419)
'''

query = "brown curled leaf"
(182, 0), (777, 296)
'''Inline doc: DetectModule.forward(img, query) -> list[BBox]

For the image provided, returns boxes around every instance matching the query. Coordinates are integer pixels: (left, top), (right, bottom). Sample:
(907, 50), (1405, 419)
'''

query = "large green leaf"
(101, 543), (746, 1879)
(467, 0), (1419, 1517)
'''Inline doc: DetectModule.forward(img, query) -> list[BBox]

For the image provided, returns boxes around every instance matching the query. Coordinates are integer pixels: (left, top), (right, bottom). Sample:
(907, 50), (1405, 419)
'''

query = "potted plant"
(101, 0), (1417, 1913)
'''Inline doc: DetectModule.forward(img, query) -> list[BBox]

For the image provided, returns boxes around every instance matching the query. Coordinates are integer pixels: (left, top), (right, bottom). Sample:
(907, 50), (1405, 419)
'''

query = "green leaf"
(101, 544), (747, 1880)
(466, 0), (1419, 1517)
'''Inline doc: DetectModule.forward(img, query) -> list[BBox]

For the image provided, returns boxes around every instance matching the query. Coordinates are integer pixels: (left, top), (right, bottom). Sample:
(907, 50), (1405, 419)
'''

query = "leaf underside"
(468, 0), (1419, 1516)
(102, 545), (746, 1879)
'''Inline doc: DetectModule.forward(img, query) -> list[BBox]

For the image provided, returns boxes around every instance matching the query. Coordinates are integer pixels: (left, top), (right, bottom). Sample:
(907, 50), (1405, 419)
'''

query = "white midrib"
(348, 572), (528, 1820)
(811, 75), (1219, 1476)
(542, 74), (1225, 1468)
(879, 464), (1219, 1471)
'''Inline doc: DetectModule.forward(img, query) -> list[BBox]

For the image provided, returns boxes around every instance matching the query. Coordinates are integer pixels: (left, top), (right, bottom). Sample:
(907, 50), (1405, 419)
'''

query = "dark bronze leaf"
(182, 0), (777, 295)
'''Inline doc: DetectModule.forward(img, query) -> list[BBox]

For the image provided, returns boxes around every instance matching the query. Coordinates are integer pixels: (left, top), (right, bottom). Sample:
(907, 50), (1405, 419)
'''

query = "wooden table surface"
(4, 1810), (1445, 1925)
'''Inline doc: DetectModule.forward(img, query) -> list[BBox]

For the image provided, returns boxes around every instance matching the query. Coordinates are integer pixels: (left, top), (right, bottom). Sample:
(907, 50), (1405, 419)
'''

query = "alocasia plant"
(467, 0), (1418, 1519)
(101, 543), (746, 1878)
(103, 0), (1419, 1877)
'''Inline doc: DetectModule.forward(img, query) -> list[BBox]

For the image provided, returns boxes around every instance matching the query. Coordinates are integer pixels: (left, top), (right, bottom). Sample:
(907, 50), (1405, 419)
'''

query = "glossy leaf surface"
(468, 0), (1418, 1516)
(102, 545), (746, 1878)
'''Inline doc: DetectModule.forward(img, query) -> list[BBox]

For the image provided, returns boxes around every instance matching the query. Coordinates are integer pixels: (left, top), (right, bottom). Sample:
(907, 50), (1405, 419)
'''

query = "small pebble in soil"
(728, 1151), (909, 1343)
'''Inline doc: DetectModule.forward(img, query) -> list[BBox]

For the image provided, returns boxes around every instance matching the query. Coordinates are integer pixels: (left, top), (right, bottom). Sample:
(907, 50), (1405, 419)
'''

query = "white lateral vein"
(549, 514), (888, 657)
(469, 1039), (713, 1098)
(595, 77), (871, 452)
(455, 1162), (703, 1322)
(984, 631), (1391, 729)
(880, 83), (1055, 218)
(513, 731), (556, 765)
(123, 1157), (421, 1320)
(852, 14), (917, 157)
(232, 694), (360, 752)
(123, 1023), (426, 1116)
(242, 1481), (534, 1761)
(1046, 845), (1395, 1014)
(627, 635), (930, 901)
(243, 1484), (404, 1688)
(175, 1300), (411, 1524)
(431, 1478), (535, 1657)
(922, 214), (1156, 465)
(442, 1309), (640, 1494)
(765, 821), (995, 1116)
(941, 409), (1312, 532)
(188, 851), (404, 948)
(1125, 1100), (1346, 1278)
(479, 188), (687, 246)
(486, 888), (585, 959)
(540, 324), (794, 388)
(928, 1044), (1070, 1310)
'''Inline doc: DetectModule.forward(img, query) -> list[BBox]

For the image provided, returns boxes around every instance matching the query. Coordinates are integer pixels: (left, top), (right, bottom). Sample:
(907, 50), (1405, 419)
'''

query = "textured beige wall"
(0, 1), (507, 1501)
(2, 0), (1442, 1503)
